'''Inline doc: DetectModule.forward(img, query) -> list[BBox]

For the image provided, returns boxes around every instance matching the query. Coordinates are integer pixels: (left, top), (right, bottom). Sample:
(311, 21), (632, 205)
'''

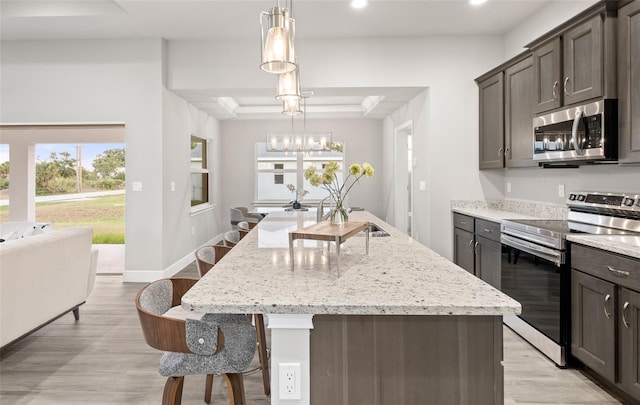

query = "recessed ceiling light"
(351, 0), (368, 9)
(469, 0), (487, 5)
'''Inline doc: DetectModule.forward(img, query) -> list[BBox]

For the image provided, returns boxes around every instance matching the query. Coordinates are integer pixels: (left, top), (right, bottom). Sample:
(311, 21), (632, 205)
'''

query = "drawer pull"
(607, 266), (630, 277)
(623, 302), (630, 328)
(459, 221), (466, 225)
(604, 294), (612, 319)
(484, 228), (492, 233)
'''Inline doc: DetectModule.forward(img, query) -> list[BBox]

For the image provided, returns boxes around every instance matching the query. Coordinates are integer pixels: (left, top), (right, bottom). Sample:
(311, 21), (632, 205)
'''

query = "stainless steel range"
(500, 191), (640, 367)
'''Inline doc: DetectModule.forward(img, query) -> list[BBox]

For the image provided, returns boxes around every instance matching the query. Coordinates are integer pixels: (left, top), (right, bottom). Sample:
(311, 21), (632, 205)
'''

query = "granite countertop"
(451, 199), (566, 223)
(567, 234), (640, 259)
(182, 211), (521, 316)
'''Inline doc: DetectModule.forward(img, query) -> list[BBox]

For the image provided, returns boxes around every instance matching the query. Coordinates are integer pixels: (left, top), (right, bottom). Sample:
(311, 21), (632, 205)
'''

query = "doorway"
(394, 121), (413, 236)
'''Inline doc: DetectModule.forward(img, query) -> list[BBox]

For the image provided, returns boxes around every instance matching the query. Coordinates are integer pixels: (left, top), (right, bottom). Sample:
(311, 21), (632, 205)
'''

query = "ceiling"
(0, 0), (586, 120)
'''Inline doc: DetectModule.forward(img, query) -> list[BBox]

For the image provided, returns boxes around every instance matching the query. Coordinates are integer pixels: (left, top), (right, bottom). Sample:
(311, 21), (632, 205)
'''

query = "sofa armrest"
(87, 249), (99, 297)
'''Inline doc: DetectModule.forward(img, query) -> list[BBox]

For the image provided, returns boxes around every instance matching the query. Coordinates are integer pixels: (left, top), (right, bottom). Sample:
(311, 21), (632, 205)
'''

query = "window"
(190, 135), (209, 207)
(255, 142), (344, 203)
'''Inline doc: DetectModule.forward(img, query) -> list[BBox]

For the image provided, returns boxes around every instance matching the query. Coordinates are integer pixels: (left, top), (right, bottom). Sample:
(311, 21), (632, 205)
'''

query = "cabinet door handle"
(552, 80), (558, 99)
(604, 294), (612, 319)
(607, 265), (630, 277)
(623, 302), (630, 328)
(468, 240), (474, 252)
(563, 77), (570, 95)
(498, 147), (503, 157)
(474, 241), (479, 255)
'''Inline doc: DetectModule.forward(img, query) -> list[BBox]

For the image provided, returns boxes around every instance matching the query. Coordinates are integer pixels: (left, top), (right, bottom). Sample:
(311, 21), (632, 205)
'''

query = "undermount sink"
(358, 223), (390, 237)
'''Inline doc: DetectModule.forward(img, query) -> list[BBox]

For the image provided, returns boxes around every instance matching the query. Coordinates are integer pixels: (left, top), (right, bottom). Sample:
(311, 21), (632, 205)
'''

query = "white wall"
(0, 39), (221, 281)
(220, 118), (384, 228)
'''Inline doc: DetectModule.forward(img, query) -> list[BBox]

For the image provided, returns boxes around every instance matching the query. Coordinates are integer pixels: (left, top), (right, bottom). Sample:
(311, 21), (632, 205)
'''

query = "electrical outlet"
(279, 362), (301, 400)
(558, 184), (565, 197)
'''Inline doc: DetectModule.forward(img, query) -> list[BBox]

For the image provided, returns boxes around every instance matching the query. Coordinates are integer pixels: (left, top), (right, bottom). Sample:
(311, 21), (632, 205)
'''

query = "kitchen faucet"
(317, 196), (331, 222)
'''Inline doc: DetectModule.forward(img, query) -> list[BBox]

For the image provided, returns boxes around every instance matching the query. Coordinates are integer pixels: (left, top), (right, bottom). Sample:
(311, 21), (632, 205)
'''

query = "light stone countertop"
(567, 234), (640, 259)
(182, 211), (521, 316)
(451, 199), (566, 223)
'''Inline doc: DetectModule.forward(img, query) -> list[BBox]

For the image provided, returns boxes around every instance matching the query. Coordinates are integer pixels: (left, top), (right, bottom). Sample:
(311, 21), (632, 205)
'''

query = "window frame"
(190, 135), (211, 210)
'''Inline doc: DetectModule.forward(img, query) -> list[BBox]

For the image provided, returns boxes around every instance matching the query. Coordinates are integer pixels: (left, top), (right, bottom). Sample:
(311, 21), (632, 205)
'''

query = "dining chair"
(237, 222), (251, 240)
(230, 207), (260, 230)
(223, 230), (241, 247)
(195, 239), (233, 277)
(135, 278), (256, 405)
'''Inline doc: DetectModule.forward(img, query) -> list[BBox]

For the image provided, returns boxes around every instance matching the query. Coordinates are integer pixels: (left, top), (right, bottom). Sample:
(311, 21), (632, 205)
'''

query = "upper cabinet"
(529, 5), (617, 114)
(477, 72), (504, 169)
(618, 0), (640, 163)
(476, 52), (537, 170)
(505, 55), (536, 168)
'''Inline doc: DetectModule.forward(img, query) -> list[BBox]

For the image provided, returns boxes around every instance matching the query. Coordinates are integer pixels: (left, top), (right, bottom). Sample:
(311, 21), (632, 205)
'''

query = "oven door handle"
(501, 234), (564, 266)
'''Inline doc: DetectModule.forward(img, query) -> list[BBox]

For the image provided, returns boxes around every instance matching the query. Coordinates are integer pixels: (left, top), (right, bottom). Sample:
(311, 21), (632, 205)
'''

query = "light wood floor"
(0, 264), (627, 405)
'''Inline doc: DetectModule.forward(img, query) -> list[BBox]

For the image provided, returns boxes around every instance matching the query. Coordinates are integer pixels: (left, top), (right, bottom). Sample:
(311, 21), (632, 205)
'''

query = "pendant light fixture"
(282, 98), (302, 116)
(276, 64), (301, 101)
(260, 2), (296, 74)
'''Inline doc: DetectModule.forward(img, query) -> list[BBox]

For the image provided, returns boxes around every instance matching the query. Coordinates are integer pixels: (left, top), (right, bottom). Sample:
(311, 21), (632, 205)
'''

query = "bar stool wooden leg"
(223, 373), (246, 405)
(205, 374), (214, 404)
(162, 376), (184, 405)
(254, 314), (271, 396)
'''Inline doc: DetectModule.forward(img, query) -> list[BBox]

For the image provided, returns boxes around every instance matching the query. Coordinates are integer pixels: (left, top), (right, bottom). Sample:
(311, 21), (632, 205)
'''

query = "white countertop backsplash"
(451, 199), (567, 222)
(451, 199), (639, 259)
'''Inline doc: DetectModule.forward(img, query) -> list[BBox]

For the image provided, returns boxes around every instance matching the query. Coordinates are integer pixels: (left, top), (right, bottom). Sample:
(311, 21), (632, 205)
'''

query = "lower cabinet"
(620, 287), (640, 400)
(571, 243), (640, 403)
(453, 213), (501, 289)
(571, 269), (616, 382)
(476, 235), (501, 290)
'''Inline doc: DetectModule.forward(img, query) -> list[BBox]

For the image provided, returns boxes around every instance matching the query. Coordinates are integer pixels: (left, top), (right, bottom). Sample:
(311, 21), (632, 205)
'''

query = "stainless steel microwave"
(533, 99), (617, 165)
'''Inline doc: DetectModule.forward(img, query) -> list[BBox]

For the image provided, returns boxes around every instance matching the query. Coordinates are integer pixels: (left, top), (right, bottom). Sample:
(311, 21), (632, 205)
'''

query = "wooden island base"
(310, 315), (503, 405)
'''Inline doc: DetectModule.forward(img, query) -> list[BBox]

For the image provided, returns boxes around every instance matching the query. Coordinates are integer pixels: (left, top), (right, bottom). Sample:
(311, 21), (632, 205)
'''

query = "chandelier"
(266, 132), (333, 152)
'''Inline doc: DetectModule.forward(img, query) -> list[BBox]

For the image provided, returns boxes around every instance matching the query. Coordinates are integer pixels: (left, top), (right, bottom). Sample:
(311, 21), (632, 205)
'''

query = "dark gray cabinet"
(477, 51), (535, 170)
(505, 55), (536, 168)
(453, 213), (501, 289)
(618, 0), (640, 163)
(532, 38), (562, 113)
(571, 243), (640, 402)
(477, 72), (504, 169)
(620, 287), (640, 400)
(475, 235), (501, 290)
(530, 5), (616, 114)
(563, 15), (604, 106)
(571, 269), (616, 383)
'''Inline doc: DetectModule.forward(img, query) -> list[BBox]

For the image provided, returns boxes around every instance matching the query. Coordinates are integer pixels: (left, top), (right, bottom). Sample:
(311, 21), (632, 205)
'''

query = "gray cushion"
(158, 314), (256, 376)
(138, 279), (172, 315)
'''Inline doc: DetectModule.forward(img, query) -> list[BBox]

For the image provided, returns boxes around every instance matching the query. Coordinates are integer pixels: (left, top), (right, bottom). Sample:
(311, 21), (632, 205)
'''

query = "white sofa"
(0, 225), (98, 348)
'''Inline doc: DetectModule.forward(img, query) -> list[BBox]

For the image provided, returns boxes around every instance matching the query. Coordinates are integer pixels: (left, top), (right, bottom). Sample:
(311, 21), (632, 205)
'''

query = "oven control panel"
(567, 192), (640, 213)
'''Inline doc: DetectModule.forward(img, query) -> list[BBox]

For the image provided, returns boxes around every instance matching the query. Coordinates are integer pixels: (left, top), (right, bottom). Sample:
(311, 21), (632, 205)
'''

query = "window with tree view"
(190, 135), (209, 207)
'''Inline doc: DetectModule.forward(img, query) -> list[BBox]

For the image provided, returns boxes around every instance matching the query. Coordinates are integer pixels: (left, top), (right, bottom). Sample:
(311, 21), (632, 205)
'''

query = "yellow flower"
(304, 166), (316, 180)
(309, 173), (322, 187)
(349, 164), (362, 176)
(322, 171), (334, 184)
(363, 162), (374, 177)
(324, 161), (340, 176)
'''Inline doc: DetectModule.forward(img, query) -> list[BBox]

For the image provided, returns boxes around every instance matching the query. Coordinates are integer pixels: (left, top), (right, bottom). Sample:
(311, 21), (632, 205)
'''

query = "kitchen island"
(182, 211), (521, 405)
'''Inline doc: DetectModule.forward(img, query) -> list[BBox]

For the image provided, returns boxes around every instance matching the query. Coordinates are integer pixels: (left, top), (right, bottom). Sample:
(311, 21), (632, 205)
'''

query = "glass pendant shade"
(276, 67), (301, 101)
(260, 7), (296, 74)
(282, 98), (302, 115)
